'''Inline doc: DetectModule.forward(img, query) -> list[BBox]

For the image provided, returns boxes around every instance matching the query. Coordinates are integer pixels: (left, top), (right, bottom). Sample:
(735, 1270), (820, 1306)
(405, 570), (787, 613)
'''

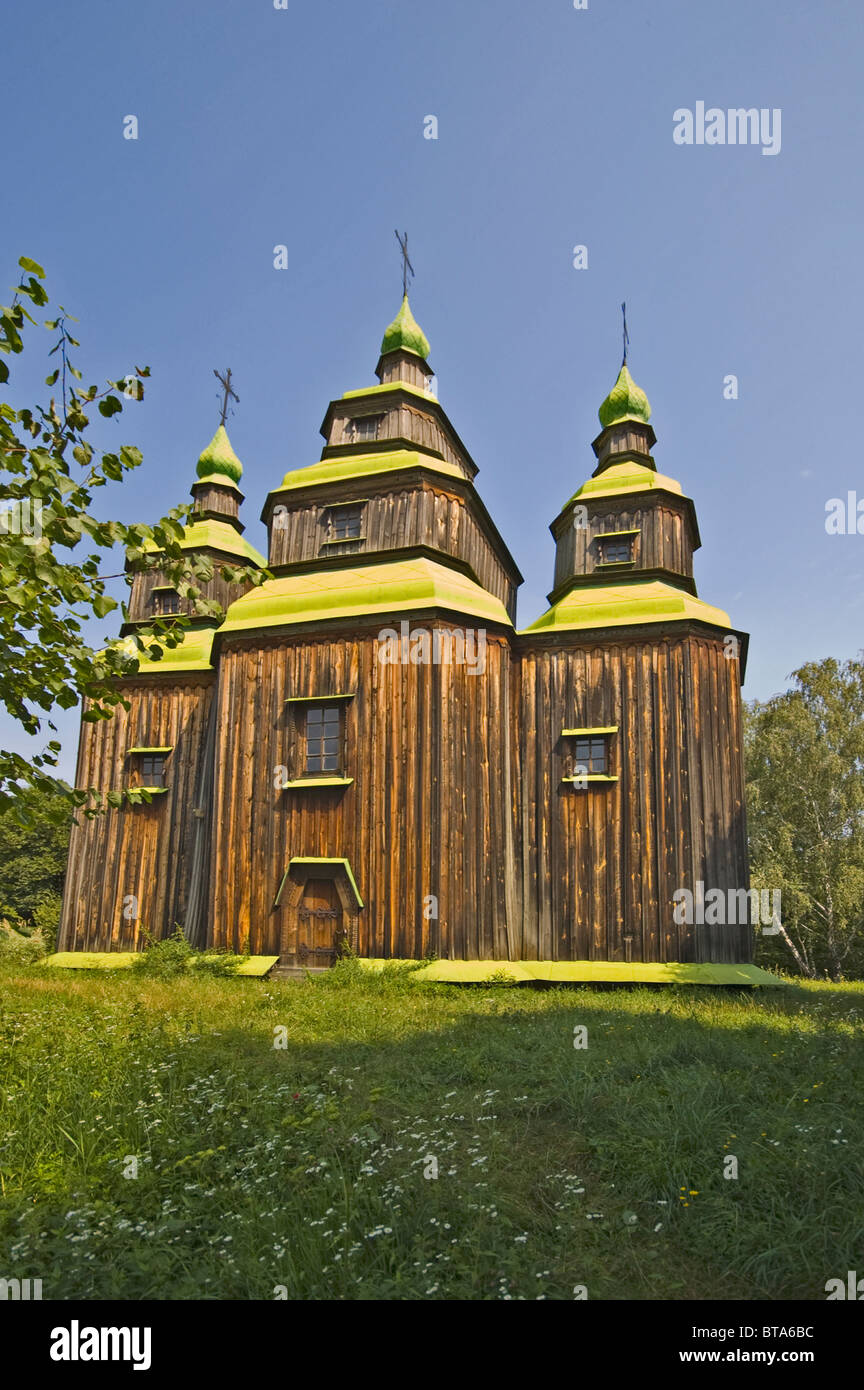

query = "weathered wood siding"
(268, 482), (519, 619)
(552, 500), (695, 592)
(206, 625), (518, 960)
(58, 676), (215, 951)
(128, 560), (250, 623)
(513, 631), (749, 963)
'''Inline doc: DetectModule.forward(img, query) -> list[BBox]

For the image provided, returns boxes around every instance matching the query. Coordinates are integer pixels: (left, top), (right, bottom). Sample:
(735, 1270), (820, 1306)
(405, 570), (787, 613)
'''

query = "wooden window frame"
(345, 414), (382, 445)
(150, 586), (181, 616)
(304, 703), (343, 776)
(560, 727), (619, 786)
(127, 747), (172, 790)
(281, 695), (355, 789)
(596, 534), (636, 567)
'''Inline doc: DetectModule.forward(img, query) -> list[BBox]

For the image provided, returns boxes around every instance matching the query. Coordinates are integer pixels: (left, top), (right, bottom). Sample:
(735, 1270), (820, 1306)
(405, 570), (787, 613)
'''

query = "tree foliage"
(0, 776), (71, 944)
(0, 256), (265, 821)
(746, 656), (864, 980)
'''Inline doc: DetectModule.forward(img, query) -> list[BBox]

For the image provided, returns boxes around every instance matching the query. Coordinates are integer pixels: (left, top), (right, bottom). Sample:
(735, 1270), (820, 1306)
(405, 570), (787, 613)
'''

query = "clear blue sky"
(4, 0), (863, 779)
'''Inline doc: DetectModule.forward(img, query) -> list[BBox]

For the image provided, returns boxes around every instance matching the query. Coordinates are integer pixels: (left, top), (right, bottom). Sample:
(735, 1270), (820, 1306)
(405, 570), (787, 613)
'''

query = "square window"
(131, 753), (168, 787)
(151, 588), (180, 616)
(598, 536), (634, 565)
(346, 415), (381, 444)
(329, 506), (363, 541)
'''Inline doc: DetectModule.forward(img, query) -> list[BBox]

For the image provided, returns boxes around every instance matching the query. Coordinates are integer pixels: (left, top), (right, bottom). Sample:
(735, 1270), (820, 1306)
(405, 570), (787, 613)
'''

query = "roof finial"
(621, 301), (629, 366)
(394, 229), (414, 298)
(213, 366), (239, 428)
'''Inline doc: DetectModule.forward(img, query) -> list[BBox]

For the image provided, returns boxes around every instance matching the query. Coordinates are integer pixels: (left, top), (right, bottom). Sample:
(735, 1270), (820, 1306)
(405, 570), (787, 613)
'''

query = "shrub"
(131, 927), (194, 977)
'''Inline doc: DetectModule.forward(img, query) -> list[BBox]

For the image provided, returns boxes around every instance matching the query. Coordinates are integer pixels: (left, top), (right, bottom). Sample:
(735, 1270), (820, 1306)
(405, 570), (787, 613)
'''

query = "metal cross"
(394, 230), (414, 297)
(621, 302), (630, 366)
(213, 367), (239, 427)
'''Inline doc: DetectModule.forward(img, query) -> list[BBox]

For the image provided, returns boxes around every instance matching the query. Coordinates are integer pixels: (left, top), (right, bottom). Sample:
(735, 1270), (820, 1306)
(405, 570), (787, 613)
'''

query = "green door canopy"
(219, 556), (512, 634)
(522, 579), (731, 635)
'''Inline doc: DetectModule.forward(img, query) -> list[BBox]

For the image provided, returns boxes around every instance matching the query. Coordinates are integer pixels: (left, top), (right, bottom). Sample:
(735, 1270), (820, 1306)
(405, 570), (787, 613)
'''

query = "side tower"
(207, 298), (523, 965)
(58, 429), (265, 952)
(516, 362), (750, 964)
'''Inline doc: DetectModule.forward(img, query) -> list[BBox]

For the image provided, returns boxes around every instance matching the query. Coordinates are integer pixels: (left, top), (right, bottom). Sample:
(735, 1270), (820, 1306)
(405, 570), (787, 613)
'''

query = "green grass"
(1, 960), (862, 1301)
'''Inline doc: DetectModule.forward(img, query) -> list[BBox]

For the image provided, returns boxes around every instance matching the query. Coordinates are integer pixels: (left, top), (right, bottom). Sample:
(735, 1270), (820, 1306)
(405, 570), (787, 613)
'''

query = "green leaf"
(92, 594), (118, 618)
(98, 396), (122, 418)
(18, 256), (46, 278)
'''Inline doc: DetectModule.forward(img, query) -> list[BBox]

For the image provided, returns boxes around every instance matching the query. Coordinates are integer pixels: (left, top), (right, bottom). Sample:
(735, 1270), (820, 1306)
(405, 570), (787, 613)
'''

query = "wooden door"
(295, 879), (344, 968)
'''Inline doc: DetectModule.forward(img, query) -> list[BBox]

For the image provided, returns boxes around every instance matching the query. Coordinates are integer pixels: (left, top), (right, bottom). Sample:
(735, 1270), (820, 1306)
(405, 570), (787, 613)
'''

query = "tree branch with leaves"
(0, 256), (267, 823)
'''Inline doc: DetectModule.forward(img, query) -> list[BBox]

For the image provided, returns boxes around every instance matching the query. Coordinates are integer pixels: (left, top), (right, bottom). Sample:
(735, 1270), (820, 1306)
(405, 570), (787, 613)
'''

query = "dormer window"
(346, 415), (382, 444)
(596, 530), (638, 566)
(151, 586), (180, 616)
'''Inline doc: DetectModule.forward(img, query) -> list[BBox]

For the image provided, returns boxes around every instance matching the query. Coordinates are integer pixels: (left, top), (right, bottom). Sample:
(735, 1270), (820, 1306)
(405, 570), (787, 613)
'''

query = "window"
(305, 705), (341, 773)
(572, 737), (608, 775)
(598, 535), (634, 565)
(131, 753), (168, 787)
(346, 415), (381, 444)
(561, 726), (618, 785)
(151, 587), (180, 616)
(328, 506), (363, 541)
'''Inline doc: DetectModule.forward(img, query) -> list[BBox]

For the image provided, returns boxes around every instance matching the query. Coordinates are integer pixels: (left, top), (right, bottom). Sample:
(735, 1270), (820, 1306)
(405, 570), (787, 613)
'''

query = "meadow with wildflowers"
(1, 960), (862, 1300)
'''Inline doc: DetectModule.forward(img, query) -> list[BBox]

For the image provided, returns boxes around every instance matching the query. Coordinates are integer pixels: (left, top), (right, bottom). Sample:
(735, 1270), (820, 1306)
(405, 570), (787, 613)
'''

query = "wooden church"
(59, 294), (754, 976)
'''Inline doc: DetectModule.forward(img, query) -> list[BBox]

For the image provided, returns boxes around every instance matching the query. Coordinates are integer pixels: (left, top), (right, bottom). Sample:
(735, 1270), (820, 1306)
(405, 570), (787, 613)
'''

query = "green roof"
(598, 365), (652, 428)
(144, 519), (265, 567)
(522, 579), (731, 635)
(275, 448), (462, 493)
(196, 425), (244, 484)
(380, 295), (430, 360)
(180, 519), (265, 566)
(342, 381), (437, 403)
(194, 470), (243, 494)
(123, 625), (216, 674)
(219, 556), (512, 634)
(568, 461), (683, 506)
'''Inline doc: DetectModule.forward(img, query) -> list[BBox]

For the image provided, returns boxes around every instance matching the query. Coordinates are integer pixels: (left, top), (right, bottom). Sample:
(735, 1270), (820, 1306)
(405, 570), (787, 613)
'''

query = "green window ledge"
(282, 777), (354, 789)
(561, 775), (619, 785)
